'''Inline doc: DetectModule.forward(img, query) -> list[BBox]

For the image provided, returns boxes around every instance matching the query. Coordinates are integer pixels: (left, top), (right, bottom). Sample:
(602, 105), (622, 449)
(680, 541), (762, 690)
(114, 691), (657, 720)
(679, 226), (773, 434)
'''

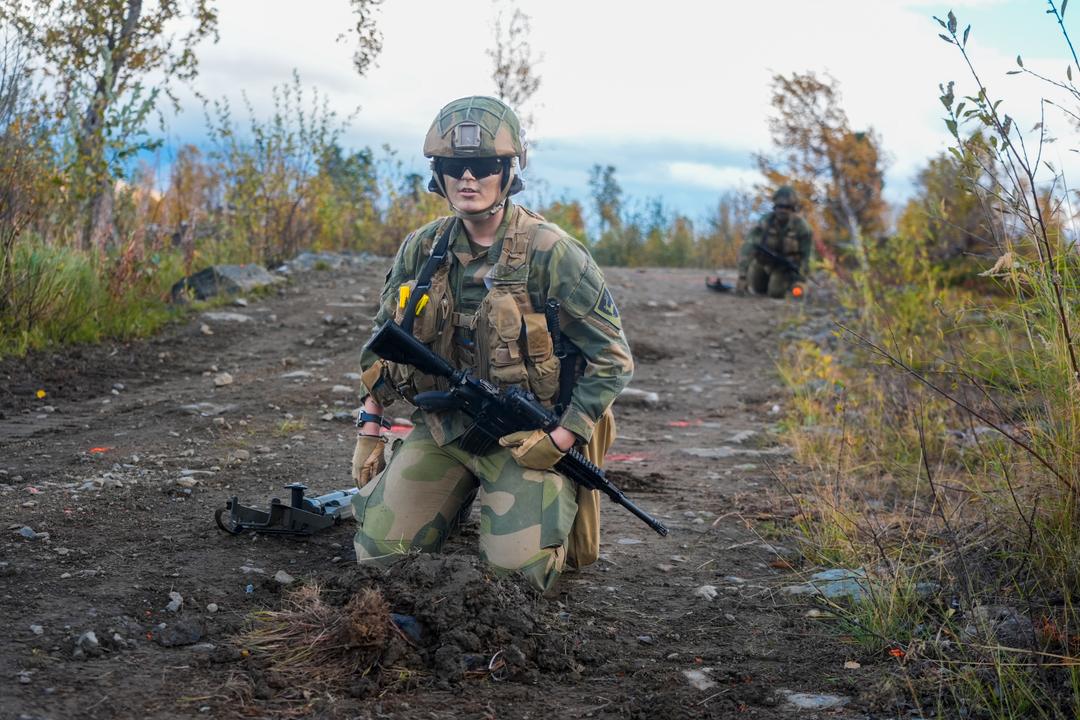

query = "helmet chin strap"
(433, 163), (517, 221)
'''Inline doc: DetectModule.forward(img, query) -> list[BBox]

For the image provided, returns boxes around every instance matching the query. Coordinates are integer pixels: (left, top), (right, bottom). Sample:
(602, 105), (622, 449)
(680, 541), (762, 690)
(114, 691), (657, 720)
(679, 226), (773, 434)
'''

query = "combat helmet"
(772, 185), (799, 208)
(424, 96), (527, 219)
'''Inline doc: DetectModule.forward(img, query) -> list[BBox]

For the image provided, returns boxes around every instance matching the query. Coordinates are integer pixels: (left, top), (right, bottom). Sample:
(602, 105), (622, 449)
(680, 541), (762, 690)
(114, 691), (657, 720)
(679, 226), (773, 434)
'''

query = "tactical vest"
(760, 214), (803, 261)
(386, 209), (562, 410)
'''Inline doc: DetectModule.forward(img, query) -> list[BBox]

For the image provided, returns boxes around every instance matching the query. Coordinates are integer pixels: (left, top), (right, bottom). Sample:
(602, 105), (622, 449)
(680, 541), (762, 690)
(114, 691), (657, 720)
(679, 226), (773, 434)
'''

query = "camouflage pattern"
(360, 201), (634, 444)
(737, 211), (813, 297)
(352, 420), (579, 592)
(355, 200), (632, 591)
(423, 95), (526, 167)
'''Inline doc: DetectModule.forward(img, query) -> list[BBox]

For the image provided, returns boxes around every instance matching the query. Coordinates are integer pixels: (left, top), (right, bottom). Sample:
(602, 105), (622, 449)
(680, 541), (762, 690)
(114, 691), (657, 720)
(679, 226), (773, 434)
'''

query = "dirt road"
(1, 261), (885, 719)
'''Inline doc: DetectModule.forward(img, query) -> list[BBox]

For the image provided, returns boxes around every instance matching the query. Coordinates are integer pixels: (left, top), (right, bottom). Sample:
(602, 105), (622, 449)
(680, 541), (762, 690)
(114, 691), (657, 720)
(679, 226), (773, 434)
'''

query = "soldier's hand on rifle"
(735, 276), (749, 297)
(499, 427), (573, 470)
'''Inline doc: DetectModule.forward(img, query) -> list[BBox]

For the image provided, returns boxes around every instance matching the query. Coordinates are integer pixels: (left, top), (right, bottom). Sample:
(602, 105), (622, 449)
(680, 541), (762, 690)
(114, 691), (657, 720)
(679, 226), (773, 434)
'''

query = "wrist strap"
(357, 410), (391, 430)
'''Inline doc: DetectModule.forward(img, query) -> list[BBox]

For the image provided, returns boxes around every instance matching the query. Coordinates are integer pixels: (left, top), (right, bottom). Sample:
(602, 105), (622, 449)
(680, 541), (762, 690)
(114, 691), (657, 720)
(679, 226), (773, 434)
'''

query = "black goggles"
(437, 157), (507, 180)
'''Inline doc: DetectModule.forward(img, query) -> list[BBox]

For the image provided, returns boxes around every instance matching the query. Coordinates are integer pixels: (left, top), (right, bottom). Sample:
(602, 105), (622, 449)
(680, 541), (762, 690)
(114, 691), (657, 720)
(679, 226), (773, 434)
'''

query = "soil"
(1, 261), (899, 719)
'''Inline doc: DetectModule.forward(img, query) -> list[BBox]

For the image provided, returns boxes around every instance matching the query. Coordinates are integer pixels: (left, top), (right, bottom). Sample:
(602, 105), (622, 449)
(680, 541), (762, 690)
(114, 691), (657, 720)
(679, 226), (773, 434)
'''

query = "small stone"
(199, 323), (213, 336)
(782, 692), (849, 710)
(616, 537), (643, 545)
(844, 660), (861, 669)
(724, 613), (737, 623)
(636, 635), (654, 645)
(331, 385), (354, 394)
(231, 449), (250, 462)
(77, 630), (101, 656)
(30, 624), (44, 636)
(113, 382), (125, 391)
(233, 297), (248, 307)
(281, 371), (314, 380)
(206, 603), (218, 613)
(18, 671), (31, 684)
(166, 591), (183, 613)
(274, 570), (295, 585)
(656, 563), (674, 572)
(213, 372), (234, 387)
(694, 585), (718, 601)
(16, 526), (38, 540)
(320, 413), (334, 421)
(683, 669), (716, 691)
(239, 565), (265, 575)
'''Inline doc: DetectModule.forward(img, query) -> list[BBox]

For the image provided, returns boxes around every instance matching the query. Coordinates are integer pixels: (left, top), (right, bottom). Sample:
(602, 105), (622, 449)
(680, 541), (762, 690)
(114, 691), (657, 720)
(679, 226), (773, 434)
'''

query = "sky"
(163, 0), (1080, 227)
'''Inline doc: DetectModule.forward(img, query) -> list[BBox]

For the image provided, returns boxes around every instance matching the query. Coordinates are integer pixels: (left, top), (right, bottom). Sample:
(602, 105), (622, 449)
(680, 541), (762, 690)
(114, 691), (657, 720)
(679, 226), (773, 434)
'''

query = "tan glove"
(499, 429), (566, 471)
(351, 434), (386, 488)
(735, 277), (749, 297)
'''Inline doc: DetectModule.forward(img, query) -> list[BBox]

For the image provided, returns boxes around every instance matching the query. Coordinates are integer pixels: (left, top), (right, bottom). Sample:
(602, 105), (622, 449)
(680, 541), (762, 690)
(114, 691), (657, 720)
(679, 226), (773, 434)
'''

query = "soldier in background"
(349, 96), (633, 593)
(734, 186), (813, 298)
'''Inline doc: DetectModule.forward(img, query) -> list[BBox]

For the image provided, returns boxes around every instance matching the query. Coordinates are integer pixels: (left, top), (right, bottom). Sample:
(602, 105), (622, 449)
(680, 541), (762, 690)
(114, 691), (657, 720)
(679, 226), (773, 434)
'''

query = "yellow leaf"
(36, 389), (46, 399)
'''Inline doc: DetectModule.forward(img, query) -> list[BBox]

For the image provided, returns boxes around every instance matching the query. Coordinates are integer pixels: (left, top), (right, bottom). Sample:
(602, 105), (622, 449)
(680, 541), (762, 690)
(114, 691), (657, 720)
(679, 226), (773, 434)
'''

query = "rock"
(199, 323), (213, 336)
(331, 385), (354, 394)
(694, 585), (718, 601)
(615, 387), (660, 407)
(320, 413), (335, 421)
(177, 402), (236, 416)
(174, 477), (200, 489)
(154, 619), (204, 647)
(636, 635), (654, 645)
(233, 297), (248, 307)
(964, 605), (1035, 649)
(343, 372), (362, 381)
(166, 591), (183, 613)
(616, 537), (643, 545)
(727, 430), (756, 443)
(782, 568), (872, 602)
(76, 630), (101, 657)
(18, 670), (31, 684)
(172, 264), (281, 303)
(844, 660), (861, 669)
(206, 603), (218, 614)
(274, 570), (295, 585)
(239, 565), (265, 575)
(213, 372), (234, 387)
(16, 526), (39, 540)
(683, 669), (716, 691)
(230, 449), (250, 462)
(780, 691), (849, 710)
(281, 370), (314, 380)
(30, 624), (44, 636)
(200, 311), (253, 323)
(390, 613), (425, 644)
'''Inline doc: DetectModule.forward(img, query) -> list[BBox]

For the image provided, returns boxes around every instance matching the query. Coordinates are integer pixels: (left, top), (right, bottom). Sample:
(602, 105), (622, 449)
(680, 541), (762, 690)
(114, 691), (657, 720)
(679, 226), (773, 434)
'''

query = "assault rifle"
(754, 243), (805, 281)
(368, 321), (669, 537)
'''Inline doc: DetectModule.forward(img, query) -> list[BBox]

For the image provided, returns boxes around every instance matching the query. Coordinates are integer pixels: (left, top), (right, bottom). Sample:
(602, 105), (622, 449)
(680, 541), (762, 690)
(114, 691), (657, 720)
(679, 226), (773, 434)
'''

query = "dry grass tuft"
(236, 584), (391, 694)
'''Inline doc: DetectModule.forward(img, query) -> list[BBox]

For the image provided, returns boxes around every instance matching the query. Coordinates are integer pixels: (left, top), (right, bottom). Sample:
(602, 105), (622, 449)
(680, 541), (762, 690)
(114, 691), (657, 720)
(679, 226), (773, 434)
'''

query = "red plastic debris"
(667, 419), (702, 428)
(88, 447), (112, 454)
(605, 453), (650, 463)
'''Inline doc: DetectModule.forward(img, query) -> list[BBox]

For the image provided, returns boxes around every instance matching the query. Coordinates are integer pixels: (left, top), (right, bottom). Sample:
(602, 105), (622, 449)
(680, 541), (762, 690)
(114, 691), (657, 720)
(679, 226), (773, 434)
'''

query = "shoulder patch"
(593, 285), (621, 328)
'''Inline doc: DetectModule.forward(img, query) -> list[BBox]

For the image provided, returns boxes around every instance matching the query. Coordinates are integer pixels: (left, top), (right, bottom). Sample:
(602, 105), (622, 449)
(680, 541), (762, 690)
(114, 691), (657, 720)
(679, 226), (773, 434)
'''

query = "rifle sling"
(401, 218), (457, 335)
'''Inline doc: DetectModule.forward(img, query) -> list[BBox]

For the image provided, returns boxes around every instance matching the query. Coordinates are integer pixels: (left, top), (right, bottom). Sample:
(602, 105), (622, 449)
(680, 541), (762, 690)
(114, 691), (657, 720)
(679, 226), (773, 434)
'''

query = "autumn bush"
(776, 7), (1080, 718)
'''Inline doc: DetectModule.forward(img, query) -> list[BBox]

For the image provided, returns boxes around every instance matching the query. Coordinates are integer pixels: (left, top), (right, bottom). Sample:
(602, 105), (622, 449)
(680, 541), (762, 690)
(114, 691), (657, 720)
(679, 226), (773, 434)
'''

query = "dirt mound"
(605, 468), (666, 493)
(230, 554), (580, 710)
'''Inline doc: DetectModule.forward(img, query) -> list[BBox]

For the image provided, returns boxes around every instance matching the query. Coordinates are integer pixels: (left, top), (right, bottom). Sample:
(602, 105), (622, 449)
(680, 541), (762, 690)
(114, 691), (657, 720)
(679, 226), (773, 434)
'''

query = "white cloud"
(667, 162), (762, 191)
(159, 0), (1079, 217)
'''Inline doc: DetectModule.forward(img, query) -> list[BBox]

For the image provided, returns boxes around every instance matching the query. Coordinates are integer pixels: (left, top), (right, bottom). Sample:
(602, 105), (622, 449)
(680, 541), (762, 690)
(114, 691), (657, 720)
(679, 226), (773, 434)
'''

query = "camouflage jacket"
(738, 212), (813, 277)
(360, 202), (634, 445)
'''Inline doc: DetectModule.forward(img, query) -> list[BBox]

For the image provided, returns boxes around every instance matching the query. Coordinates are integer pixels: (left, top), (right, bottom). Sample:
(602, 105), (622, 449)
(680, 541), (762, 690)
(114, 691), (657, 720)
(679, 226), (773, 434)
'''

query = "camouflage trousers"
(748, 258), (797, 299)
(352, 422), (579, 593)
